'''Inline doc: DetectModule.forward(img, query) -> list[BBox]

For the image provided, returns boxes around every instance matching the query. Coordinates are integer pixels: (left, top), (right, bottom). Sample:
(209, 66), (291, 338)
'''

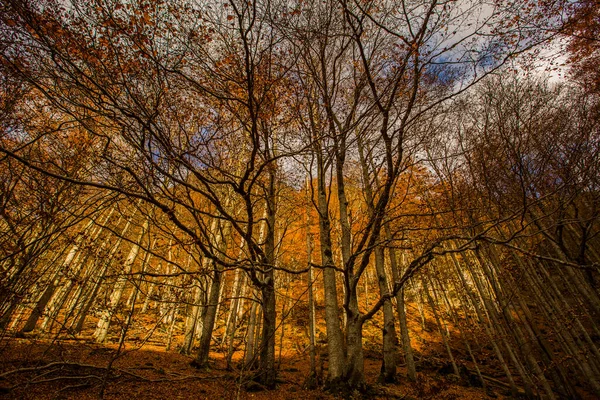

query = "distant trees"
(451, 74), (600, 280)
(428, 73), (600, 396)
(0, 143), (110, 331)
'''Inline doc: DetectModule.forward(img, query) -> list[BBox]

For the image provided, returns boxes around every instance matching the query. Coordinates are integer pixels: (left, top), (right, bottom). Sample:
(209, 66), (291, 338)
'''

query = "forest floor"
(0, 337), (509, 400)
(4, 297), (594, 399)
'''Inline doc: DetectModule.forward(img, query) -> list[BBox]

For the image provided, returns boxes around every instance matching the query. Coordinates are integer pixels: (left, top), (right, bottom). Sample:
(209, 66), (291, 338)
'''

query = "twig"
(0, 361), (107, 378)
(118, 368), (228, 383)
(30, 374), (103, 384)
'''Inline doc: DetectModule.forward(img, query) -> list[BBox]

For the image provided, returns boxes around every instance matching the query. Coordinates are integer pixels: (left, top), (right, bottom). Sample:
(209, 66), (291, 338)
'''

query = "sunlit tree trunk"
(180, 253), (201, 355)
(451, 251), (519, 395)
(194, 215), (229, 367)
(23, 219), (97, 333)
(314, 145), (345, 382)
(194, 262), (222, 366)
(388, 242), (416, 381)
(16, 250), (71, 333)
(245, 296), (259, 368)
(49, 211), (116, 332)
(165, 302), (180, 351)
(357, 136), (397, 382)
(424, 277), (459, 377)
(94, 218), (148, 343)
(181, 283), (201, 355)
(304, 181), (318, 387)
(224, 264), (245, 368)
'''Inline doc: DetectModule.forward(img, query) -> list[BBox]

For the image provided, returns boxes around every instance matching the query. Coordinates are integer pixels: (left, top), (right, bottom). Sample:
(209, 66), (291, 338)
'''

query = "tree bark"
(315, 152), (345, 382)
(388, 244), (417, 381)
(94, 218), (148, 343)
(357, 134), (397, 382)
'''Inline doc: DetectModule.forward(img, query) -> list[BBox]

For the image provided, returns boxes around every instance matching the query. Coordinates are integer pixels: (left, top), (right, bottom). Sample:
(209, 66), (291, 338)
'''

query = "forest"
(0, 0), (599, 398)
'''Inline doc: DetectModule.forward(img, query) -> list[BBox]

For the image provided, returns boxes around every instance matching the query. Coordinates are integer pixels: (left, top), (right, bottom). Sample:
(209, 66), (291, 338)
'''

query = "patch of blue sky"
(423, 0), (566, 82)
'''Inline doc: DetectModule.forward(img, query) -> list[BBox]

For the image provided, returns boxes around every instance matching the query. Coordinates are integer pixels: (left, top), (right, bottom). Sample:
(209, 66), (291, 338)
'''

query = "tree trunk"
(315, 159), (345, 382)
(451, 251), (519, 395)
(24, 220), (96, 333)
(224, 267), (245, 368)
(194, 262), (221, 367)
(304, 198), (319, 387)
(181, 283), (202, 355)
(194, 208), (231, 365)
(253, 167), (278, 388)
(341, 290), (366, 391)
(357, 135), (396, 382)
(424, 277), (460, 378)
(389, 242), (417, 381)
(94, 218), (147, 343)
(257, 279), (276, 387)
(245, 296), (259, 368)
(374, 246), (397, 383)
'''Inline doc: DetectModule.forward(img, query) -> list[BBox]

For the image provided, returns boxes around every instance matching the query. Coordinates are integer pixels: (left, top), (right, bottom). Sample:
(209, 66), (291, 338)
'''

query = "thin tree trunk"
(305, 198), (319, 387)
(181, 283), (202, 355)
(194, 260), (222, 367)
(224, 267), (245, 368)
(24, 220), (96, 333)
(94, 218), (148, 343)
(245, 296), (259, 368)
(424, 277), (460, 377)
(451, 251), (519, 396)
(194, 193), (233, 366)
(165, 304), (180, 351)
(387, 232), (416, 381)
(315, 162), (345, 383)
(440, 273), (486, 389)
(357, 133), (397, 382)
(177, 254), (197, 355)
(465, 251), (531, 396)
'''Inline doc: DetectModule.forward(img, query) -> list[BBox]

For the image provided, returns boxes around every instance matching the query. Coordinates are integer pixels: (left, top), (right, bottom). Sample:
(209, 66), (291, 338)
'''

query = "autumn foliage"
(0, 0), (599, 399)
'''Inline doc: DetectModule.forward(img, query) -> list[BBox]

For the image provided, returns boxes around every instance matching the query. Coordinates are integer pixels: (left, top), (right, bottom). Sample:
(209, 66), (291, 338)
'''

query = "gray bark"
(94, 218), (148, 343)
